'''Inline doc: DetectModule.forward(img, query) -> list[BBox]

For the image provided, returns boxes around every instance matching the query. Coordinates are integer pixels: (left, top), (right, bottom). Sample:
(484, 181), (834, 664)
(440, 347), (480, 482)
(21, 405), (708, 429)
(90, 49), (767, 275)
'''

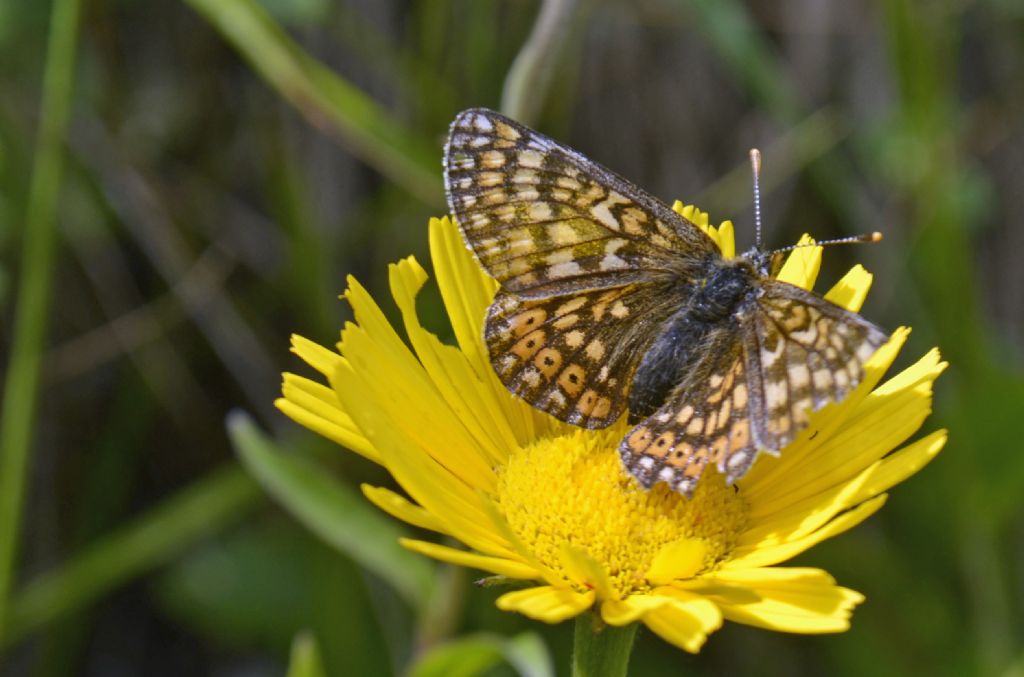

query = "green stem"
(572, 610), (637, 677)
(0, 0), (82, 642)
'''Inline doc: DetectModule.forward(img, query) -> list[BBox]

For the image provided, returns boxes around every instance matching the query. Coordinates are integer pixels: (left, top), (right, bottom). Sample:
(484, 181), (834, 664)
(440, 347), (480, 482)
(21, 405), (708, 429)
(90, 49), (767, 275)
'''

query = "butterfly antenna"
(750, 148), (763, 250)
(771, 231), (884, 256)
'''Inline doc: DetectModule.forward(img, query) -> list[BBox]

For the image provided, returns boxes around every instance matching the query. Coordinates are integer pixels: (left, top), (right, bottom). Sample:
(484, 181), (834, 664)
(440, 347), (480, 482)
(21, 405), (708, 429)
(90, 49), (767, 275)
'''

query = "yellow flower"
(277, 210), (946, 654)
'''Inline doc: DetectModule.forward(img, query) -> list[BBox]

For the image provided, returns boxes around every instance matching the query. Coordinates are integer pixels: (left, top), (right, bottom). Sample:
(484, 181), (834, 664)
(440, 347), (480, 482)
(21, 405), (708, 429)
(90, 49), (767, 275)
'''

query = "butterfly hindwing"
(619, 326), (758, 495)
(444, 108), (719, 298)
(748, 280), (890, 451)
(486, 282), (680, 428)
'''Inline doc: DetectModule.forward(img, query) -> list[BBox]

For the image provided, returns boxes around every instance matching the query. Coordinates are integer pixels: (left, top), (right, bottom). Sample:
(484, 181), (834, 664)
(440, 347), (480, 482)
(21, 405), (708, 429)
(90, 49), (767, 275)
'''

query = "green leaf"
(229, 411), (435, 611)
(409, 632), (553, 677)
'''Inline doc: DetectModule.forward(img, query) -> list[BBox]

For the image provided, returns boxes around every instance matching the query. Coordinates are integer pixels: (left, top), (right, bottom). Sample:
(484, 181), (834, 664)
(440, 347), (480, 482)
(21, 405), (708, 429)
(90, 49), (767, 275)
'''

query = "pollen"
(495, 426), (748, 598)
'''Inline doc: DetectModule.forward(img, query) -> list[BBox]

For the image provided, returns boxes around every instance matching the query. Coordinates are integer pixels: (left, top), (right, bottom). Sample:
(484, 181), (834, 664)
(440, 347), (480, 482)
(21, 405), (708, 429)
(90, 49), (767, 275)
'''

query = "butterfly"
(443, 108), (888, 497)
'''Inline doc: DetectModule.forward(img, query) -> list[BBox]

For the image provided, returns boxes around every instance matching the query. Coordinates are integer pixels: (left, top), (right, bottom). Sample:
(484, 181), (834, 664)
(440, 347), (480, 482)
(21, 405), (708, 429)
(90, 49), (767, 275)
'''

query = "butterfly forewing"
(444, 109), (719, 298)
(750, 280), (889, 452)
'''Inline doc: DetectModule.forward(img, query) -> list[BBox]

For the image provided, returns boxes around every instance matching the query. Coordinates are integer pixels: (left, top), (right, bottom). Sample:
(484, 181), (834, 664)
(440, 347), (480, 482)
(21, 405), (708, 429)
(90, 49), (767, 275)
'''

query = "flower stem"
(571, 610), (637, 677)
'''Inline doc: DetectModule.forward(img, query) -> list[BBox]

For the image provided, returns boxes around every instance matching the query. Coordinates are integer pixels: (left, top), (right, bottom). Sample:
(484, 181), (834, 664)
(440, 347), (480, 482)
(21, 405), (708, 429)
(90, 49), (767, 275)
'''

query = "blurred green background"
(1, 0), (1022, 675)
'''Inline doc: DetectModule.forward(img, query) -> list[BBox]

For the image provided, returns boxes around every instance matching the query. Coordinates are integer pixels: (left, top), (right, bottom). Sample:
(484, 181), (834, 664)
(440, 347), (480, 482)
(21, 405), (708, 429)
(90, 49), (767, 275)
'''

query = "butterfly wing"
(746, 279), (889, 451)
(486, 281), (682, 428)
(619, 283), (889, 496)
(444, 108), (719, 298)
(618, 324), (755, 496)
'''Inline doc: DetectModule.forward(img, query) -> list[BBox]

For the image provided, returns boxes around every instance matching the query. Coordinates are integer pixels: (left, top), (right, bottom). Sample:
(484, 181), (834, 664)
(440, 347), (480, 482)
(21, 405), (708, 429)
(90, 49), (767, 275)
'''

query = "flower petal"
(824, 264), (873, 312)
(336, 276), (498, 492)
(275, 375), (380, 464)
(400, 538), (538, 579)
(646, 538), (707, 585)
(559, 544), (617, 600)
(360, 484), (447, 533)
(638, 590), (723, 653)
(496, 586), (595, 623)
(601, 594), (673, 626)
(727, 495), (887, 569)
(290, 333), (346, 378)
(679, 567), (863, 633)
(389, 256), (518, 465)
(775, 234), (821, 289)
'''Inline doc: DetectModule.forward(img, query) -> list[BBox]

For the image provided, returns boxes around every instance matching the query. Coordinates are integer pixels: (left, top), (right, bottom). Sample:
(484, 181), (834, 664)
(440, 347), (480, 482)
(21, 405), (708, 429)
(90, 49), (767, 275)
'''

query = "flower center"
(495, 425), (749, 597)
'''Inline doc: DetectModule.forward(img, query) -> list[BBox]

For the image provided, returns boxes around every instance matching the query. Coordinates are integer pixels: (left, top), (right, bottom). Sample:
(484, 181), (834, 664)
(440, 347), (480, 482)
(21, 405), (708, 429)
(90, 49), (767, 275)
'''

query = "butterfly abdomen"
(628, 262), (755, 421)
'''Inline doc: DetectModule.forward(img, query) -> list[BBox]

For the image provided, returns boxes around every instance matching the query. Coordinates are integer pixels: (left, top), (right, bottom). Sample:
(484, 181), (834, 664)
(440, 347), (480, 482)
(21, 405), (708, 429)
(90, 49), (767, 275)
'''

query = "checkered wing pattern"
(749, 280), (889, 451)
(486, 282), (680, 428)
(619, 325), (756, 496)
(444, 108), (718, 298)
(619, 283), (888, 497)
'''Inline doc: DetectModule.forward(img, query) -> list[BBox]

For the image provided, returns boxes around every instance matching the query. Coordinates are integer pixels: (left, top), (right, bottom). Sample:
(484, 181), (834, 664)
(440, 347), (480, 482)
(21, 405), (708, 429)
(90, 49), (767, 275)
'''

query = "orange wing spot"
(557, 363), (587, 396)
(576, 389), (612, 418)
(650, 432), (676, 459)
(709, 436), (729, 465)
(512, 308), (548, 337)
(533, 348), (563, 378)
(556, 297), (588, 316)
(729, 419), (753, 450)
(511, 329), (546, 361)
(686, 416), (704, 435)
(552, 313), (579, 330)
(683, 448), (708, 478)
(626, 427), (653, 452)
(592, 300), (609, 321)
(733, 383), (748, 410)
(584, 339), (606, 361)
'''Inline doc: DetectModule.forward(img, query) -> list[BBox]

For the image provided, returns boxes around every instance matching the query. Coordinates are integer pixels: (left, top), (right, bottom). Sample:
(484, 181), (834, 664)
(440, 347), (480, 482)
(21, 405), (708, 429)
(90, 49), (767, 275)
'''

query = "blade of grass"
(287, 631), (328, 677)
(0, 0), (81, 641)
(181, 0), (442, 205)
(501, 0), (584, 125)
(229, 411), (435, 611)
(1, 464), (263, 649)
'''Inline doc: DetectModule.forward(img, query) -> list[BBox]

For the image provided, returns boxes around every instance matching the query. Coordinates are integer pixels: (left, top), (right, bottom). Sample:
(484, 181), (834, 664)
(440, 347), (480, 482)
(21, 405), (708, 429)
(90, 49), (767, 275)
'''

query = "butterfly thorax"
(627, 259), (758, 422)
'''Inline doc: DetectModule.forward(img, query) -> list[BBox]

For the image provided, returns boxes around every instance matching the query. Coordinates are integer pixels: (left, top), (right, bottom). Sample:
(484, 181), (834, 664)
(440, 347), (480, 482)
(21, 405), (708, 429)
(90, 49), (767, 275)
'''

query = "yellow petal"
(824, 264), (873, 312)
(601, 594), (673, 626)
(638, 590), (723, 653)
(389, 256), (518, 465)
(496, 586), (595, 623)
(428, 216), (497, 375)
(399, 538), (538, 579)
(775, 234), (821, 289)
(559, 544), (617, 600)
(728, 495), (887, 569)
(360, 485), (447, 533)
(290, 333), (346, 378)
(334, 360), (512, 558)
(646, 538), (707, 585)
(680, 567), (863, 633)
(717, 220), (736, 259)
(274, 378), (380, 464)
(335, 281), (498, 492)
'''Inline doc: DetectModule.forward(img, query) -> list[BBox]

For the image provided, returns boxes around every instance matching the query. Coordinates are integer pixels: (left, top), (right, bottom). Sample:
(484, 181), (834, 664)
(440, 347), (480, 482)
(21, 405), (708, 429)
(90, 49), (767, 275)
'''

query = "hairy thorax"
(628, 259), (758, 421)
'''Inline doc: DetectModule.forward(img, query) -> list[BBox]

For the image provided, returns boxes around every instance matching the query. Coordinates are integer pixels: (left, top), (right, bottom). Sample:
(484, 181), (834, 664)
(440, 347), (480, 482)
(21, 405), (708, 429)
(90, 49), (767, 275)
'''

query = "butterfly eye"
(769, 252), (786, 277)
